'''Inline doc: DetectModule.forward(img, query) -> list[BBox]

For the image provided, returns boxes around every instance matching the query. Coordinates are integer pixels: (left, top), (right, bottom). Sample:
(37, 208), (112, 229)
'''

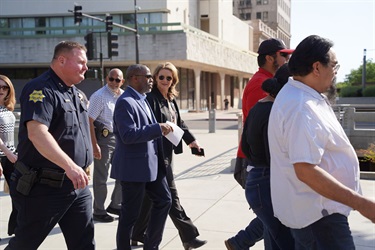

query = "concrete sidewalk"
(0, 109), (374, 249)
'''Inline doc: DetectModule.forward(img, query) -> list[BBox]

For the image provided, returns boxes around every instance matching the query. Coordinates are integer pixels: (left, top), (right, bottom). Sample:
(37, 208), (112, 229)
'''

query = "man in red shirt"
(227, 38), (293, 250)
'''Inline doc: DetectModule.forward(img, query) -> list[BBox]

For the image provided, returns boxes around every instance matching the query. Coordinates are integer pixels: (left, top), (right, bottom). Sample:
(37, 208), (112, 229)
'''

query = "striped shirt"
(0, 106), (16, 156)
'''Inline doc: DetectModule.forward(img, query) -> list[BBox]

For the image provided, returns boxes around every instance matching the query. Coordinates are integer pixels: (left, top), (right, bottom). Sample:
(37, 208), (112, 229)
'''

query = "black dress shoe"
(183, 238), (207, 250)
(131, 236), (144, 246)
(224, 239), (236, 250)
(106, 206), (121, 216)
(93, 213), (114, 223)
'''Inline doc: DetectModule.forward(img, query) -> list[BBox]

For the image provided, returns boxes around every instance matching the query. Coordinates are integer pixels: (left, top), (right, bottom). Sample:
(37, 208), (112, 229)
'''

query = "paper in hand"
(164, 121), (184, 146)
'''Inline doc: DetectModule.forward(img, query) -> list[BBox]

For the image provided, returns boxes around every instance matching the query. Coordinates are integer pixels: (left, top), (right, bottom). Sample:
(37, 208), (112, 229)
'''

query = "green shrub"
(363, 85), (375, 97)
(339, 86), (362, 97)
(358, 143), (375, 163)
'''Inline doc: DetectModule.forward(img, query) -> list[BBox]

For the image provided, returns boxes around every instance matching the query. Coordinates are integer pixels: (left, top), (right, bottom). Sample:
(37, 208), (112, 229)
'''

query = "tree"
(343, 59), (375, 85)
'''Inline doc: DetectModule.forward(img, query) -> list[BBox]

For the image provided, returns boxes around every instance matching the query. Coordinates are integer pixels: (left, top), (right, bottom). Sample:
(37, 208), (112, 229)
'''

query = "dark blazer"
(111, 87), (163, 182)
(146, 87), (195, 164)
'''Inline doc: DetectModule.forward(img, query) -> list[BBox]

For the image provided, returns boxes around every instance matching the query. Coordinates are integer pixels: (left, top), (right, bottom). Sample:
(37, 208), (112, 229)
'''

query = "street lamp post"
(362, 49), (366, 93)
(134, 0), (140, 64)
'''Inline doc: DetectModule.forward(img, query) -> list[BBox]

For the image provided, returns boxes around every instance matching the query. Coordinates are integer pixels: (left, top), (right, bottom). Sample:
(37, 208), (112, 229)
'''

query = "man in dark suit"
(111, 64), (173, 250)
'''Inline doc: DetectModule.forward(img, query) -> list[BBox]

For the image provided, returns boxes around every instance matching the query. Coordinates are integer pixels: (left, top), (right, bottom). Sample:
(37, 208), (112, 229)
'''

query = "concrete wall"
(336, 97), (375, 105)
(338, 106), (375, 150)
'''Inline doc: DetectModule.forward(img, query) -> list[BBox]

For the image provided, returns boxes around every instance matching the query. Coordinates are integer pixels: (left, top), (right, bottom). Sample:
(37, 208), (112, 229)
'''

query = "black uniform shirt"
(17, 68), (93, 170)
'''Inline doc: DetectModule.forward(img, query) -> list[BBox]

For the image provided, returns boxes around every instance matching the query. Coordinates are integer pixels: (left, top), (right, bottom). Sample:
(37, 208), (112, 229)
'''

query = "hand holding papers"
(164, 121), (184, 146)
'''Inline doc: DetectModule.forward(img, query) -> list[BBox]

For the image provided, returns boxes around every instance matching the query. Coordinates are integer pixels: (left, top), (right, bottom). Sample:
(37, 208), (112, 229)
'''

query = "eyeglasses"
(0, 86), (10, 91)
(108, 77), (122, 83)
(333, 64), (340, 72)
(134, 74), (153, 79)
(158, 75), (173, 81)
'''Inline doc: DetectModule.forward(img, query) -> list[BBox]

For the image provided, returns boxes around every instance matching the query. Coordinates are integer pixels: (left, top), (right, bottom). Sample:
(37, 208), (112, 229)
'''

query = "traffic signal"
(105, 15), (113, 32)
(107, 32), (119, 58)
(84, 32), (95, 60)
(74, 5), (82, 25)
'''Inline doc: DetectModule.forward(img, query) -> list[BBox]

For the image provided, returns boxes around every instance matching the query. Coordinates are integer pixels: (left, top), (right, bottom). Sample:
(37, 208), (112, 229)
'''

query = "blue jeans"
(291, 213), (355, 250)
(245, 168), (294, 250)
(230, 216), (264, 249)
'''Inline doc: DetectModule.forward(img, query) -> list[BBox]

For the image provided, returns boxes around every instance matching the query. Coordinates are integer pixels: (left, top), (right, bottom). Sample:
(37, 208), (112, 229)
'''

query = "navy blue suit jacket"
(111, 87), (163, 182)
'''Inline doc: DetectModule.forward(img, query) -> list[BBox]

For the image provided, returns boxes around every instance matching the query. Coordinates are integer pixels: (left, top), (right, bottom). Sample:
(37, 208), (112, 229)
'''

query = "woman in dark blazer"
(132, 62), (207, 250)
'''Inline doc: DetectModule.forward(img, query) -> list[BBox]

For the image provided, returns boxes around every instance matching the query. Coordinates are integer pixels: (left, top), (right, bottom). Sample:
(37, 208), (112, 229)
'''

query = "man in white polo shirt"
(268, 35), (375, 249)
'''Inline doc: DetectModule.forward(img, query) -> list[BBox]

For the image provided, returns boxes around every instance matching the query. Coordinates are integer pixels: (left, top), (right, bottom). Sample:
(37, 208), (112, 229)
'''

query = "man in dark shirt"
(6, 41), (94, 250)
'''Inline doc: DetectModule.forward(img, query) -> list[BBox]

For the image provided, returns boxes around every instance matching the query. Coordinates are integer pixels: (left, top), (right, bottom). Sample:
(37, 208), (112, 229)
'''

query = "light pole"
(134, 0), (140, 64)
(362, 49), (366, 93)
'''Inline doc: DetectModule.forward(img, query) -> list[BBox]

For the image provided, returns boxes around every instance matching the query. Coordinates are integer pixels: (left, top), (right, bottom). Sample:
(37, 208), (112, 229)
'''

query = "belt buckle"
(102, 128), (109, 138)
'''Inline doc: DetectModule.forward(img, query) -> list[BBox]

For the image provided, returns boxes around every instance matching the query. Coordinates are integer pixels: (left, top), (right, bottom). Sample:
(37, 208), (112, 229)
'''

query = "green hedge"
(339, 86), (362, 97)
(363, 85), (375, 97)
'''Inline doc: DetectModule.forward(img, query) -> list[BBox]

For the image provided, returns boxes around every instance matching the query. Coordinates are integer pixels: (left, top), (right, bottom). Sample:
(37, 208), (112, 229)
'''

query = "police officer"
(6, 41), (94, 249)
(89, 68), (124, 222)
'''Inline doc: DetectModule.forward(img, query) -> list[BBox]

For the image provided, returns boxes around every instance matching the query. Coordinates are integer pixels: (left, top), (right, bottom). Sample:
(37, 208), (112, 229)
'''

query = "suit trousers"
(117, 171), (171, 250)
(132, 164), (200, 243)
(93, 133), (122, 215)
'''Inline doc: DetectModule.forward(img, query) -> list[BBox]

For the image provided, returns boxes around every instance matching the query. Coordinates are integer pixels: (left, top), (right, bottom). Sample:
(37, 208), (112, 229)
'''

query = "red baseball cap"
(257, 38), (294, 55)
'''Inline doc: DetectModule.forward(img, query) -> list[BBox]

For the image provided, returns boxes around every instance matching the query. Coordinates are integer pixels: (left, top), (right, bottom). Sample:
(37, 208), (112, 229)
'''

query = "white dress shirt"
(268, 78), (361, 229)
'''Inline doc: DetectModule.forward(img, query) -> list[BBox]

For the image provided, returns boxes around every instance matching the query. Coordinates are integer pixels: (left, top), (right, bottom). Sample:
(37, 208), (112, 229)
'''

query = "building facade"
(233, 0), (291, 52)
(0, 0), (291, 112)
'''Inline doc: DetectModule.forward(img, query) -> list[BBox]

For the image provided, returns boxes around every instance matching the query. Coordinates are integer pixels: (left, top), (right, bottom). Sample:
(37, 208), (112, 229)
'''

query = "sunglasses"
(0, 86), (10, 91)
(158, 75), (173, 81)
(108, 77), (122, 83)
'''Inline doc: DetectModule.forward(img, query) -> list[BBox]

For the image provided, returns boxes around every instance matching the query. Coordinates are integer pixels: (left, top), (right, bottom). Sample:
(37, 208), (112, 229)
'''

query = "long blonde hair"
(0, 75), (16, 111)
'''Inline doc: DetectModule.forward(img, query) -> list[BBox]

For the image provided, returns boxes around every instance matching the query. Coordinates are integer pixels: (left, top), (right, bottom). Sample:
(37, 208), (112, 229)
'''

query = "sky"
(290, 0), (375, 82)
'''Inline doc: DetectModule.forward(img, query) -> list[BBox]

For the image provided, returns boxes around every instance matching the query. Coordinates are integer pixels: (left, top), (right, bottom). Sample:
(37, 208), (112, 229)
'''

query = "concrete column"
(194, 68), (201, 111)
(238, 76), (244, 109)
(219, 72), (225, 110)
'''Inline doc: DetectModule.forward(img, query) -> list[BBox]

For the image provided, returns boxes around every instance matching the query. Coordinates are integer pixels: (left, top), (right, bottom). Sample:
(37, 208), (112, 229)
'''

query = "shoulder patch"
(29, 90), (45, 103)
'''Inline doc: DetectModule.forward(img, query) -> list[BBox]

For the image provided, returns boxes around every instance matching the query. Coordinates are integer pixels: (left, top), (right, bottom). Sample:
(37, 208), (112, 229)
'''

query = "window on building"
(9, 19), (22, 36)
(256, 12), (262, 19)
(0, 18), (9, 35)
(263, 11), (268, 22)
(246, 0), (251, 6)
(149, 13), (162, 24)
(246, 13), (251, 20)
(256, 0), (262, 5)
(63, 17), (76, 34)
(149, 13), (162, 31)
(22, 18), (35, 35)
(239, 1), (244, 6)
(35, 17), (46, 35)
(49, 17), (63, 35)
(240, 13), (245, 19)
(263, 0), (269, 4)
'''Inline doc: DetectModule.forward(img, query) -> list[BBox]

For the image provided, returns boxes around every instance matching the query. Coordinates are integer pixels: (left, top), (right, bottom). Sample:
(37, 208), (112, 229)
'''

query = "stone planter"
(359, 156), (375, 172)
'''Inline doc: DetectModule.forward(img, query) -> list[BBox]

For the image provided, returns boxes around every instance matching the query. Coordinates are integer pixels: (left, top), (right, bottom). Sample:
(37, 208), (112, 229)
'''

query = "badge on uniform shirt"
(78, 92), (84, 102)
(102, 128), (109, 138)
(29, 90), (45, 103)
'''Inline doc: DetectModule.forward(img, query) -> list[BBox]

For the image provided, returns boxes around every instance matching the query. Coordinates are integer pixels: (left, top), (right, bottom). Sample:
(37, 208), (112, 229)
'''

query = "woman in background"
(0, 75), (18, 237)
(131, 62), (207, 250)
